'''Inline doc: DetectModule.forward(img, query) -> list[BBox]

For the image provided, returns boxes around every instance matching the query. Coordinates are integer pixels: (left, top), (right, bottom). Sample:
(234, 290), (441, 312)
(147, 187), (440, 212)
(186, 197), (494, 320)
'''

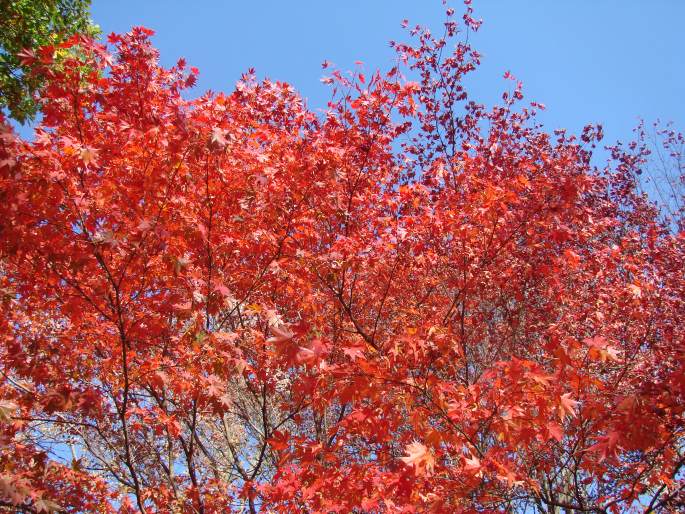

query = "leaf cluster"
(0, 0), (97, 123)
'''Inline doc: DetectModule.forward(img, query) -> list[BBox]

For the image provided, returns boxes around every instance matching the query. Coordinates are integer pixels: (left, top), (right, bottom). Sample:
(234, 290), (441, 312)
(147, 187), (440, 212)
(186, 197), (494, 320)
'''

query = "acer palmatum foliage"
(1, 8), (684, 514)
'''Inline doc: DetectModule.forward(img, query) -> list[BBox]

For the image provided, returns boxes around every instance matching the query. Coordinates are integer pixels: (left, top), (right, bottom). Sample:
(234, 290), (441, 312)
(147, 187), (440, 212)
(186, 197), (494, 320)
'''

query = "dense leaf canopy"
(0, 6), (683, 513)
(0, 0), (96, 123)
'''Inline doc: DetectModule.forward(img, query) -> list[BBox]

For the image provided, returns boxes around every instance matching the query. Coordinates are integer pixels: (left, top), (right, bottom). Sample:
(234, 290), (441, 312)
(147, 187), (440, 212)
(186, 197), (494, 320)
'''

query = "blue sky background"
(22, 1), (685, 155)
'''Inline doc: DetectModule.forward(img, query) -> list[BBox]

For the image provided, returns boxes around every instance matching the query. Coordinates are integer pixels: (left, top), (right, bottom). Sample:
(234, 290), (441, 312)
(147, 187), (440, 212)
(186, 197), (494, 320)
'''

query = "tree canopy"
(0, 0), (96, 123)
(0, 5), (683, 513)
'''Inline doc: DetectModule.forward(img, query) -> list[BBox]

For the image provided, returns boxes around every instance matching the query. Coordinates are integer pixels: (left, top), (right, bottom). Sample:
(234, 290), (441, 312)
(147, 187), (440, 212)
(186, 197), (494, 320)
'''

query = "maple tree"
(0, 0), (97, 123)
(1, 3), (684, 513)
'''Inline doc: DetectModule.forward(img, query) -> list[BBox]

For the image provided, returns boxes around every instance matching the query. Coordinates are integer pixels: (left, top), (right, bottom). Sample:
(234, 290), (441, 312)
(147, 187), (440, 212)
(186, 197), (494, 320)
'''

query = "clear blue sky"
(51, 2), (685, 151)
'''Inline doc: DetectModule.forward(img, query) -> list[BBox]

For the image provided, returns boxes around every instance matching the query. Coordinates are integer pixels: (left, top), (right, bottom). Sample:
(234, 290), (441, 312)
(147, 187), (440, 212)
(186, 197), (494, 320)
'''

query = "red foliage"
(1, 6), (683, 513)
